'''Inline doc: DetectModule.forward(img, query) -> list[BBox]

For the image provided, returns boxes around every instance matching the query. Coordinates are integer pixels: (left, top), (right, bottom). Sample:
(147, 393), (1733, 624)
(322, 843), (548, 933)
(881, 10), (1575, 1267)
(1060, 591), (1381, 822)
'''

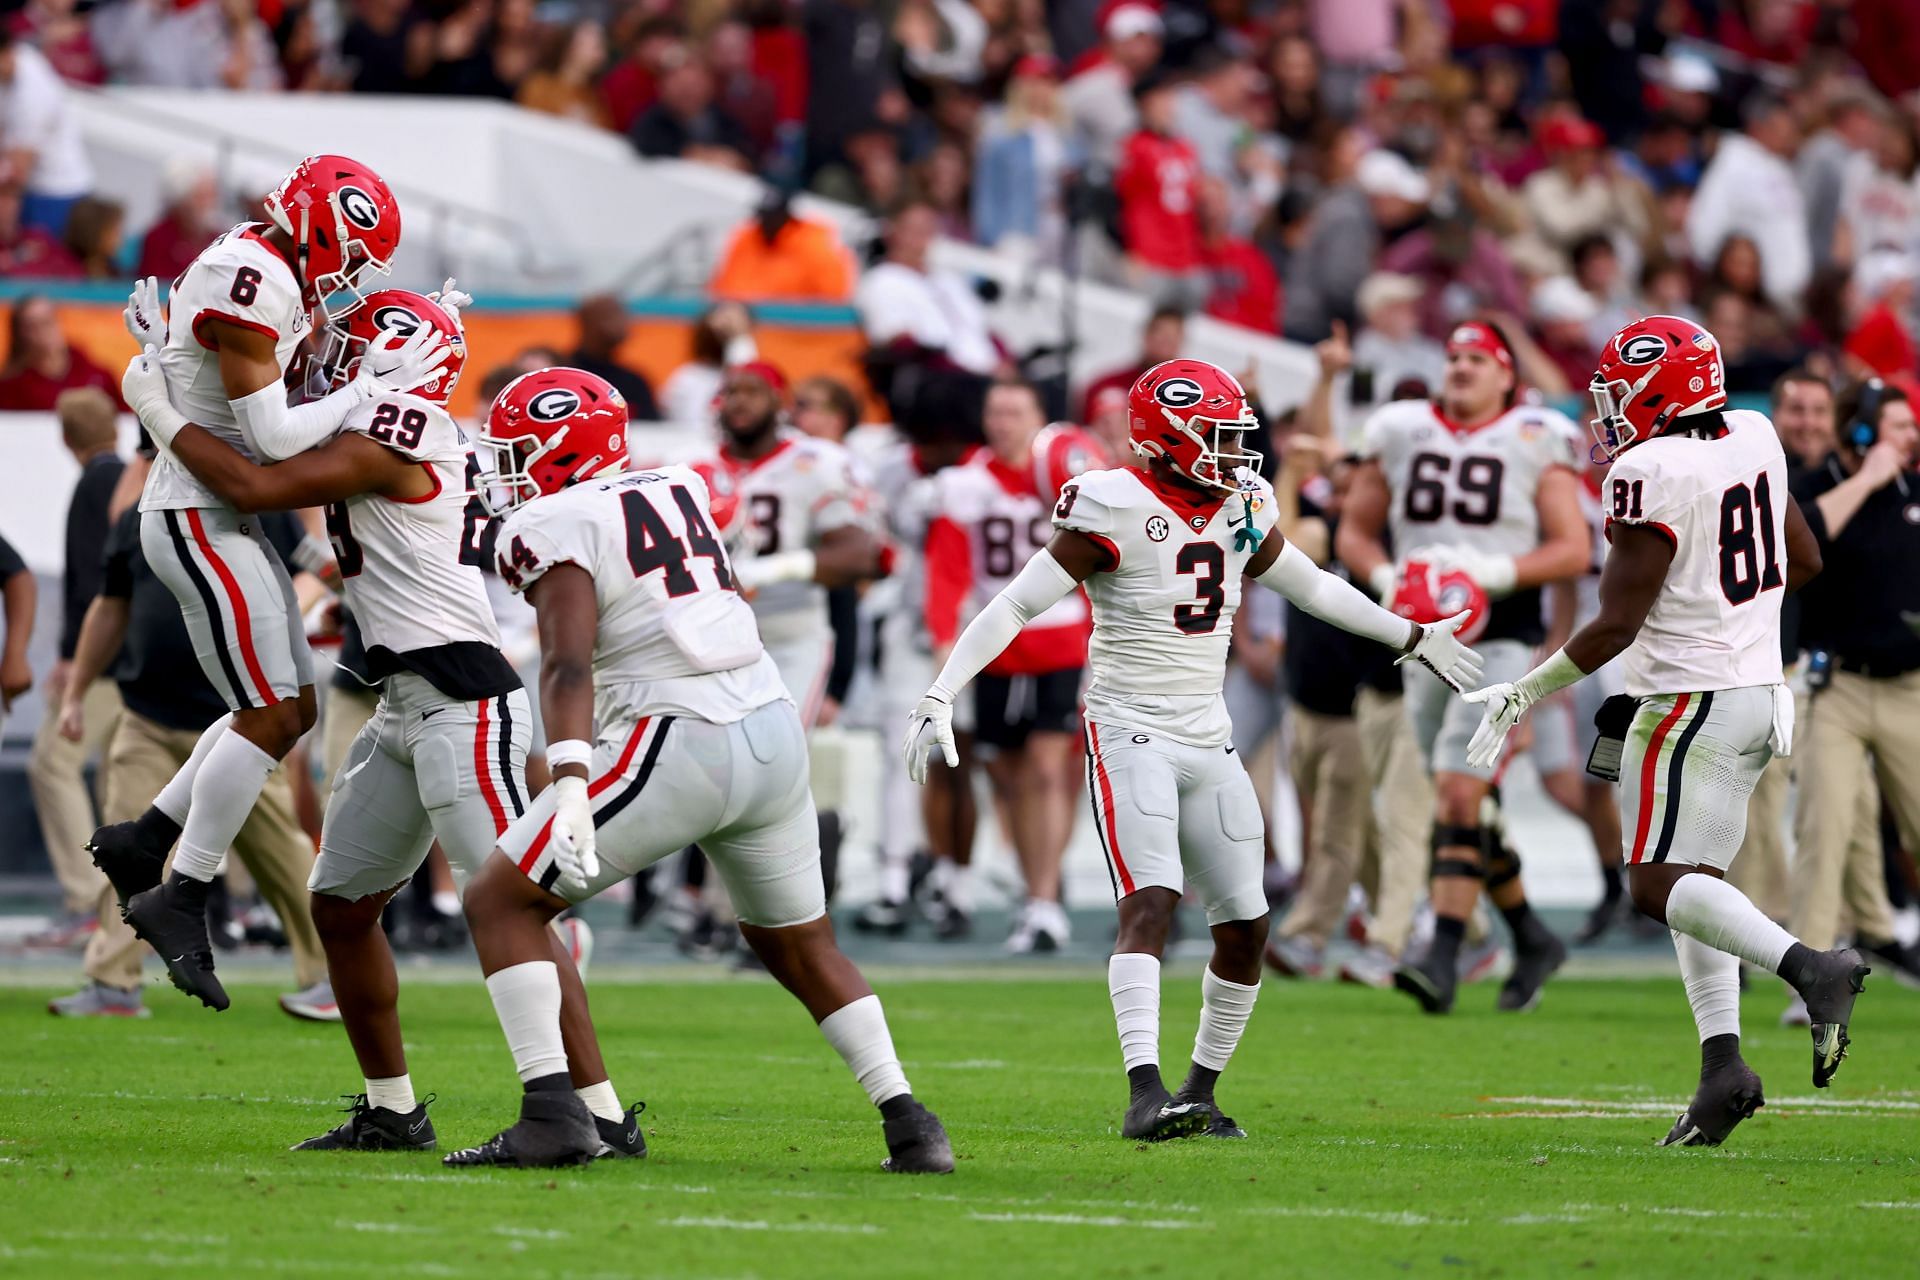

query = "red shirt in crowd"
(1447, 0), (1556, 48)
(136, 213), (214, 283)
(1201, 235), (1279, 333)
(1079, 363), (1146, 426)
(601, 59), (659, 134)
(0, 229), (84, 280)
(0, 345), (125, 411)
(1844, 302), (1918, 381)
(1116, 129), (1203, 273)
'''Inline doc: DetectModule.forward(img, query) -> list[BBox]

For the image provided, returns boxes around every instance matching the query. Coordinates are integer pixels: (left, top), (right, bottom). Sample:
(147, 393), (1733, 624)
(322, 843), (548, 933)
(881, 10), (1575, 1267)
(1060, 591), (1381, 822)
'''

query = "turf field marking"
(662, 1215), (883, 1235)
(1482, 1094), (1920, 1113)
(1859, 1202), (1920, 1210)
(1243, 1207), (1465, 1227)
(969, 1213), (1200, 1231)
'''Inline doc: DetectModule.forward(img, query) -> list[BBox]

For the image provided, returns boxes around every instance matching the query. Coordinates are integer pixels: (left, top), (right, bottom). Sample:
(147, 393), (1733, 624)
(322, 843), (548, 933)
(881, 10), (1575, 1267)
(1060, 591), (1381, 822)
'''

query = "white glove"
(547, 774), (599, 896)
(353, 321), (454, 398)
(1368, 562), (1398, 601)
(1428, 545), (1517, 597)
(902, 690), (958, 786)
(122, 344), (188, 447)
(1768, 683), (1794, 756)
(124, 276), (166, 346)
(1461, 681), (1528, 771)
(1394, 610), (1485, 693)
(428, 277), (472, 326)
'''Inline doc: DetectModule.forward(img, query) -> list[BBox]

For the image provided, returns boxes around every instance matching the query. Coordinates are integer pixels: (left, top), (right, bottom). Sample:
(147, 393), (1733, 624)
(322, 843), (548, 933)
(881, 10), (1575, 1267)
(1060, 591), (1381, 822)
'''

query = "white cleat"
(280, 980), (341, 1022)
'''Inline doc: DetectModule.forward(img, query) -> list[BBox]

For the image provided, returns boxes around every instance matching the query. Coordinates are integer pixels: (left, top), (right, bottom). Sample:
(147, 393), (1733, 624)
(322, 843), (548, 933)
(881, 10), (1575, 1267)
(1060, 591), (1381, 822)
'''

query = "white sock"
(431, 890), (460, 917)
(576, 1079), (623, 1123)
(364, 1073), (416, 1114)
(1107, 952), (1160, 1072)
(152, 713), (233, 824)
(484, 961), (567, 1083)
(1666, 873), (1796, 973)
(1191, 967), (1261, 1072)
(171, 729), (277, 882)
(1671, 930), (1741, 1043)
(880, 852), (910, 904)
(945, 861), (973, 914)
(818, 993), (911, 1107)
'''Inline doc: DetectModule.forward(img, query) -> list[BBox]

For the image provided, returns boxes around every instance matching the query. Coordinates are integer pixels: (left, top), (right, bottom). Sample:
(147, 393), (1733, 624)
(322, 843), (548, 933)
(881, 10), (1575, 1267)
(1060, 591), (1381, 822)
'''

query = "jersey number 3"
(1174, 542), (1225, 634)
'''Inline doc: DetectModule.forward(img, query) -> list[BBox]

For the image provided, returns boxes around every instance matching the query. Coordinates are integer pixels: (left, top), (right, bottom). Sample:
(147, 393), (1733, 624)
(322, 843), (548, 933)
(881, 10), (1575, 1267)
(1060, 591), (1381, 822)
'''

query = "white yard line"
(969, 1212), (1199, 1231)
(660, 1215), (883, 1235)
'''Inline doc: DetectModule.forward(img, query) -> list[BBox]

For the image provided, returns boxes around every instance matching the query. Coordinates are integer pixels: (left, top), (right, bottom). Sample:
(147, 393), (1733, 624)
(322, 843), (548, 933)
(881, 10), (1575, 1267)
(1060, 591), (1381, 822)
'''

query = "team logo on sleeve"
(527, 388), (582, 422)
(338, 186), (382, 231)
(1618, 334), (1669, 364)
(1145, 515), (1170, 542)
(1153, 377), (1204, 408)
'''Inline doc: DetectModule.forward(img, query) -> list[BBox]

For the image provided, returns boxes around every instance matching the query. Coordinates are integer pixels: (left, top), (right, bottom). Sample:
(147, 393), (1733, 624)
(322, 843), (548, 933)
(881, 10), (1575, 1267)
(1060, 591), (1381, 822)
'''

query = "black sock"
(165, 870), (209, 904)
(1500, 901), (1546, 947)
(523, 1071), (572, 1095)
(878, 1094), (918, 1122)
(1127, 1063), (1164, 1102)
(135, 806), (183, 853)
(1777, 941), (1816, 989)
(1700, 1033), (1741, 1077)
(1600, 864), (1623, 905)
(1429, 915), (1466, 968)
(1180, 1063), (1220, 1100)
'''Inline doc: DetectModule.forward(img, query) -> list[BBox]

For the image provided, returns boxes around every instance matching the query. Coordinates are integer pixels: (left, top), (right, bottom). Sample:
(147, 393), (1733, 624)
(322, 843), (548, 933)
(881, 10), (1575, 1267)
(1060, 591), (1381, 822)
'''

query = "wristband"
(734, 549), (817, 591)
(546, 738), (593, 771)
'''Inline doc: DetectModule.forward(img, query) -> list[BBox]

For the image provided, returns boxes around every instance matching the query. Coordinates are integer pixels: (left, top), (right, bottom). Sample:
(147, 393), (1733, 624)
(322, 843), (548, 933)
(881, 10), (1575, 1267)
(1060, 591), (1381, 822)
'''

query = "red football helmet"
(1127, 358), (1264, 491)
(1389, 558), (1491, 645)
(308, 289), (465, 406)
(264, 154), (402, 320)
(1030, 422), (1108, 505)
(1589, 315), (1726, 460)
(477, 367), (629, 513)
(688, 457), (747, 543)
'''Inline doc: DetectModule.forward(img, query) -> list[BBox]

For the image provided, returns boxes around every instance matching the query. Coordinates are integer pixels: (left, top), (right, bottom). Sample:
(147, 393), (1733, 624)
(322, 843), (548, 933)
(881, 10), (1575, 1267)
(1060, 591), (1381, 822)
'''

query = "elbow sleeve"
(931, 551), (1078, 696)
(1257, 539), (1409, 650)
(233, 382), (365, 462)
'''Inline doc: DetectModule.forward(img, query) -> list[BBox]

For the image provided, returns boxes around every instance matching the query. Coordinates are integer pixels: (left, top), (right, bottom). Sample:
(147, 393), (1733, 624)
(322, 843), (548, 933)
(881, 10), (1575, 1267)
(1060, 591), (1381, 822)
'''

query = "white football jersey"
(1605, 409), (1788, 697)
(719, 431), (877, 645)
(142, 223), (311, 511)
(1363, 398), (1580, 643)
(1053, 465), (1279, 746)
(495, 465), (786, 725)
(323, 394), (501, 660)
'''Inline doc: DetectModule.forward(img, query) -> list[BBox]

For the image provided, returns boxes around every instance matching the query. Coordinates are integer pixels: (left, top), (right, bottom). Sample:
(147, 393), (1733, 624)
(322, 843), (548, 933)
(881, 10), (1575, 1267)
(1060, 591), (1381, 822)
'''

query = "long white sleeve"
(234, 381), (372, 462)
(1256, 538), (1412, 650)
(928, 550), (1078, 698)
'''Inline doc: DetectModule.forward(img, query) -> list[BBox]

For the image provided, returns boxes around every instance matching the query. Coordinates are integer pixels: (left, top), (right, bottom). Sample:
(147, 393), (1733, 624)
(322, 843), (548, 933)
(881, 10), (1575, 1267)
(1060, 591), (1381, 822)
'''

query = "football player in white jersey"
(1465, 317), (1870, 1146)
(923, 381), (1108, 952)
(442, 369), (951, 1172)
(1337, 320), (1589, 1015)
(118, 295), (640, 1156)
(905, 360), (1481, 1140)
(93, 155), (454, 1010)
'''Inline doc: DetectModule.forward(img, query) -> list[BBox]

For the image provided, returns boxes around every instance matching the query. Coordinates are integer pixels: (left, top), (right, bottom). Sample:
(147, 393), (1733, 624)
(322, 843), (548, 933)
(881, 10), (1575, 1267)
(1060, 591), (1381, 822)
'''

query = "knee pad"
(1430, 823), (1488, 881)
(1484, 841), (1522, 891)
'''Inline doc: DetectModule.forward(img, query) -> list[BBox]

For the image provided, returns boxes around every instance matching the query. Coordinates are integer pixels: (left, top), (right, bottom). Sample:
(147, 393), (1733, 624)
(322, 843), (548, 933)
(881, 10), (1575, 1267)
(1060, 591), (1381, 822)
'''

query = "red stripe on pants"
(1629, 694), (1691, 864)
(185, 509), (275, 706)
(474, 697), (508, 836)
(516, 717), (652, 873)
(1087, 723), (1135, 895)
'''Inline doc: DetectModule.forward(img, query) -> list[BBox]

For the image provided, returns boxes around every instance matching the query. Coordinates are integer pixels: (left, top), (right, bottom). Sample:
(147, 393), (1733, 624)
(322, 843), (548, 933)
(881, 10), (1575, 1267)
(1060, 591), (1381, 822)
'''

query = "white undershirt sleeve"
(1256, 537), (1413, 651)
(233, 380), (373, 462)
(929, 549), (1078, 698)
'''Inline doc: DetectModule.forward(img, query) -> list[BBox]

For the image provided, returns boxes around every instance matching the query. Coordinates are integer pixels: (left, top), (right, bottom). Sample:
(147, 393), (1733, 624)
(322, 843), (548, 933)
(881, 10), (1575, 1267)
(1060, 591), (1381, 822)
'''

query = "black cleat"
(1173, 1090), (1246, 1139)
(851, 899), (911, 937)
(86, 820), (168, 908)
(880, 1098), (954, 1173)
(1498, 931), (1568, 1012)
(1393, 948), (1456, 1014)
(1574, 895), (1627, 946)
(1121, 1087), (1215, 1141)
(593, 1101), (648, 1159)
(292, 1094), (437, 1151)
(1791, 948), (1870, 1088)
(125, 874), (228, 1011)
(1659, 1062), (1764, 1148)
(443, 1091), (599, 1168)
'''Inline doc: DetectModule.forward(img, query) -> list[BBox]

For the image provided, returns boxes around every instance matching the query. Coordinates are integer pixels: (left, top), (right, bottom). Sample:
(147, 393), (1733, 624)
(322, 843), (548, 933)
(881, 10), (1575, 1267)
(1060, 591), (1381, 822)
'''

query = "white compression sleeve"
(1256, 538), (1412, 650)
(928, 549), (1078, 697)
(232, 381), (372, 462)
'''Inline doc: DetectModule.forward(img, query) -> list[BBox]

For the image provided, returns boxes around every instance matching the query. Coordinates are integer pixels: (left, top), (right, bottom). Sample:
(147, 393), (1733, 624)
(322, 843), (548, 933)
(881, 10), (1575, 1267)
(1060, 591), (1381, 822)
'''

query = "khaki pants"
(28, 678), (123, 914)
(1355, 688), (1432, 956)
(1277, 705), (1368, 948)
(1734, 703), (1881, 925)
(1789, 670), (1915, 951)
(321, 682), (381, 799)
(81, 708), (326, 990)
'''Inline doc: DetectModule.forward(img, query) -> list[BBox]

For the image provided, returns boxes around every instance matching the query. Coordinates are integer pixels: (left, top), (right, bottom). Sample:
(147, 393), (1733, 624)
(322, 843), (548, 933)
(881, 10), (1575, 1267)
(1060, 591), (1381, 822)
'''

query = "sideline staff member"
(1789, 380), (1920, 984)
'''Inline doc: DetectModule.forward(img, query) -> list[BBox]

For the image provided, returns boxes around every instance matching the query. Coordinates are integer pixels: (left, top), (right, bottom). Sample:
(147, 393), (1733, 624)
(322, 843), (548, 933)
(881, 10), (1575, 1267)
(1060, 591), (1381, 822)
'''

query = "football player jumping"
(905, 359), (1482, 1141)
(444, 369), (951, 1172)
(1337, 320), (1588, 1014)
(88, 155), (453, 1010)
(1464, 317), (1869, 1146)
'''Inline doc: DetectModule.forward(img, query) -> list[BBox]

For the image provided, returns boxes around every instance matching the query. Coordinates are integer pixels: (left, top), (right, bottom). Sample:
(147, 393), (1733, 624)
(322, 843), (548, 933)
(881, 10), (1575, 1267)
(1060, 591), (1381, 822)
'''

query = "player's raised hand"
(547, 775), (599, 896)
(902, 690), (958, 786)
(123, 276), (166, 346)
(121, 344), (169, 420)
(1462, 681), (1527, 771)
(358, 322), (454, 396)
(429, 277), (473, 325)
(1396, 610), (1485, 692)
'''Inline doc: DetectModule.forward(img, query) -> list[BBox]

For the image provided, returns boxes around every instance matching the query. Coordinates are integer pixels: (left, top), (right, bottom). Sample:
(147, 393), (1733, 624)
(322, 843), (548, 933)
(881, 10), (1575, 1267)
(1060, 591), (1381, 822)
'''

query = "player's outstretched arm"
(735, 524), (885, 592)
(166, 425), (427, 514)
(526, 563), (602, 892)
(1249, 531), (1484, 691)
(902, 529), (1100, 784)
(1463, 522), (1674, 770)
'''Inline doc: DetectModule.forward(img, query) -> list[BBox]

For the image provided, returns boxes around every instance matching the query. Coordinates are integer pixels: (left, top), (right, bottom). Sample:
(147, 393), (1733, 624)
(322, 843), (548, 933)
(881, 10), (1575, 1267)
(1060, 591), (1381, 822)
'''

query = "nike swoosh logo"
(420, 709), (442, 720)
(409, 1117), (429, 1135)
(1227, 515), (1245, 527)
(169, 955), (185, 964)
(1224, 746), (1236, 755)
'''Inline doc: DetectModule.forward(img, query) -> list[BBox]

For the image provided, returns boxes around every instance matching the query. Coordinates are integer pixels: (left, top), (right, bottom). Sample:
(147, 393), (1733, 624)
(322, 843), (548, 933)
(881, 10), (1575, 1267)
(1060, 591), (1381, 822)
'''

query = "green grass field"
(2, 972), (1916, 1278)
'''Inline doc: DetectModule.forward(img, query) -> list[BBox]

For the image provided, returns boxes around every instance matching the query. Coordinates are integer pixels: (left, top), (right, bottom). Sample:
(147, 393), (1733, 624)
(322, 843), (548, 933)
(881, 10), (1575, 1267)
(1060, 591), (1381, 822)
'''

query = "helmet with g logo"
(478, 367), (630, 512)
(1389, 558), (1490, 644)
(308, 289), (465, 406)
(1589, 315), (1727, 460)
(1126, 358), (1264, 491)
(263, 154), (401, 322)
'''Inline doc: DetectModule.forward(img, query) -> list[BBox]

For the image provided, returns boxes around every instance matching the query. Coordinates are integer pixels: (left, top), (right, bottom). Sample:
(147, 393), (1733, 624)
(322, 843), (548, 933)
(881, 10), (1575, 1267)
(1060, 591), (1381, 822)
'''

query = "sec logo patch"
(1146, 515), (1170, 542)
